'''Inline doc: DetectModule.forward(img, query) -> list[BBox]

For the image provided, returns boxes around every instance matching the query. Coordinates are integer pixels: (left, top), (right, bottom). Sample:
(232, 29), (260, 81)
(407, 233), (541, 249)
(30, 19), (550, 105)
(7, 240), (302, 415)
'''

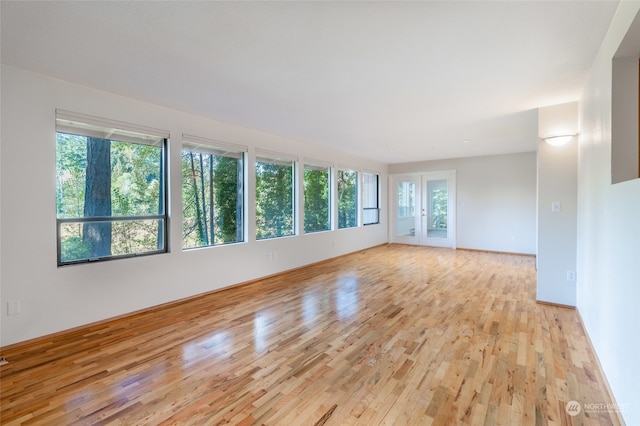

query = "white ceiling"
(1, 1), (619, 163)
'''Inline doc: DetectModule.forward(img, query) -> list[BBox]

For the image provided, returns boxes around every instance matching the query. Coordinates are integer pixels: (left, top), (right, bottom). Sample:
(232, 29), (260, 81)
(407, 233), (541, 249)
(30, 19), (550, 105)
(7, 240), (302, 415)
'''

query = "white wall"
(578, 3), (640, 424)
(0, 66), (388, 347)
(537, 102), (578, 306)
(389, 152), (537, 254)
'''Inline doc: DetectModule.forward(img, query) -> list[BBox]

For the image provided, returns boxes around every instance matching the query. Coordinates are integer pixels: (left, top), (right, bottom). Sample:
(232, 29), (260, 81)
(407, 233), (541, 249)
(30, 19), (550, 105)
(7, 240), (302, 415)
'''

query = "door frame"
(389, 170), (456, 248)
(421, 170), (456, 249)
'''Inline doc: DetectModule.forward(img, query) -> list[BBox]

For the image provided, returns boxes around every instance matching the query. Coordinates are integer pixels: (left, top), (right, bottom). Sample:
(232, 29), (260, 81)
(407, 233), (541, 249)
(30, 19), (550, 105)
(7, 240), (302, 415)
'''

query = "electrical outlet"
(267, 253), (273, 262)
(273, 251), (278, 260)
(7, 300), (21, 316)
(566, 270), (576, 282)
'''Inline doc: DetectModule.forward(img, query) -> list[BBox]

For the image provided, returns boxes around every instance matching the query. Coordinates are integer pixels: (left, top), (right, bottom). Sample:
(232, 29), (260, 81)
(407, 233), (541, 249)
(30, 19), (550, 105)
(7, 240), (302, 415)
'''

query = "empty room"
(1, 1), (638, 425)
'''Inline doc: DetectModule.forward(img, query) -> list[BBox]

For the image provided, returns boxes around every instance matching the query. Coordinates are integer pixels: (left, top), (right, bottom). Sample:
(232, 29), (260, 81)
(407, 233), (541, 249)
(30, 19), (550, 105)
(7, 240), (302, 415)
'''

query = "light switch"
(551, 201), (561, 213)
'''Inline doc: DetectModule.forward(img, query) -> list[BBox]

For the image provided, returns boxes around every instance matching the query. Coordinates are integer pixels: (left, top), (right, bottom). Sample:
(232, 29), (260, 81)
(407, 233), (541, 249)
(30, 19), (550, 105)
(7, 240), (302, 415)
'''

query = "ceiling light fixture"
(543, 134), (576, 146)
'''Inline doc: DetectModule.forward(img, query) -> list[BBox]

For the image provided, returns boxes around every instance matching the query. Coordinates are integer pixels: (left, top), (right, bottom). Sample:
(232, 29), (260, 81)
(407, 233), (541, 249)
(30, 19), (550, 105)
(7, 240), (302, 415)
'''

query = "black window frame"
(362, 172), (380, 225)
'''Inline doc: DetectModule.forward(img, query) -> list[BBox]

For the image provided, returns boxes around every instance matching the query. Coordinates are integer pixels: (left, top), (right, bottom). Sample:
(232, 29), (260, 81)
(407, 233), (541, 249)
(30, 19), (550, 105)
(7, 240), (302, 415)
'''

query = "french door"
(391, 170), (456, 248)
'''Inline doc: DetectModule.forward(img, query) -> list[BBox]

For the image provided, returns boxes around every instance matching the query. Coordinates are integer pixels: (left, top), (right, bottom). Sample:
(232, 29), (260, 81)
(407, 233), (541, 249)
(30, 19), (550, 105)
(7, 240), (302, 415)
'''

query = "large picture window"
(304, 162), (331, 233)
(255, 151), (296, 239)
(338, 169), (358, 229)
(55, 111), (168, 265)
(182, 136), (245, 249)
(362, 172), (380, 225)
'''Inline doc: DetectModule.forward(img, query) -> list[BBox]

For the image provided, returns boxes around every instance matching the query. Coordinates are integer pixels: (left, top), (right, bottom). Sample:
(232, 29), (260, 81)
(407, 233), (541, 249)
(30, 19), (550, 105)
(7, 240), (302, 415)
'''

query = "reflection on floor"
(0, 245), (621, 425)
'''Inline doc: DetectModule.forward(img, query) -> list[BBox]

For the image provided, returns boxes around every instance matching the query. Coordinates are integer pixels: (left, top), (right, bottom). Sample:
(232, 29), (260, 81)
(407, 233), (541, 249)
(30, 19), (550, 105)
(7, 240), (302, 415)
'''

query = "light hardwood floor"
(0, 245), (620, 425)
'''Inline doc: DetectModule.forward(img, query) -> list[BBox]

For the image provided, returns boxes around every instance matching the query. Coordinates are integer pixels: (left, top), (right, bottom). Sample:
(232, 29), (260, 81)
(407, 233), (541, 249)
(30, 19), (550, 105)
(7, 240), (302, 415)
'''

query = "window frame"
(181, 135), (247, 250)
(337, 168), (359, 229)
(55, 110), (169, 266)
(362, 171), (380, 225)
(303, 160), (332, 234)
(254, 150), (297, 240)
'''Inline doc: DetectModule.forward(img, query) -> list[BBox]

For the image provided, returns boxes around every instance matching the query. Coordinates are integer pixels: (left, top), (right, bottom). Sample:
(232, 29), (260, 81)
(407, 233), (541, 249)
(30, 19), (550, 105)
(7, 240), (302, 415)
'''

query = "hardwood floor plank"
(0, 245), (621, 425)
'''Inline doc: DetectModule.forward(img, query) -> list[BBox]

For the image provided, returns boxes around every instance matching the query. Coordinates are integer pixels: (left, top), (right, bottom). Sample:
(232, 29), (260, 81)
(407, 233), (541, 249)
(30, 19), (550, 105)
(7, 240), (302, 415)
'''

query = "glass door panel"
(422, 171), (456, 248)
(390, 175), (420, 245)
(427, 179), (447, 239)
(396, 180), (416, 237)
(390, 171), (455, 248)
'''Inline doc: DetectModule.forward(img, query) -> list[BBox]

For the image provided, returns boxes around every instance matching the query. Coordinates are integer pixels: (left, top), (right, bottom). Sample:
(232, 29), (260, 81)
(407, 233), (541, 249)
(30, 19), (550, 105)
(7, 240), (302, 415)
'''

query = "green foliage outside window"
(431, 188), (448, 229)
(304, 166), (330, 233)
(56, 133), (165, 264)
(338, 169), (358, 229)
(181, 150), (244, 248)
(255, 160), (294, 239)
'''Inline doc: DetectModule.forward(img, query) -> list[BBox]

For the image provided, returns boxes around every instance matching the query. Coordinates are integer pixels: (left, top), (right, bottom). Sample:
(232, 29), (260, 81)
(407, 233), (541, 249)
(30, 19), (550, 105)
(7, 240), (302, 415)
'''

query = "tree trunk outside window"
(83, 137), (112, 258)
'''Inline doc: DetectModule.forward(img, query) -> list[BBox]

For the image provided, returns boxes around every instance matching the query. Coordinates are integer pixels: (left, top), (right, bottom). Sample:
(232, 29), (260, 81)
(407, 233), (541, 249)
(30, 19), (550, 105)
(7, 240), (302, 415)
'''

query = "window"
(182, 136), (246, 249)
(255, 151), (296, 239)
(338, 169), (358, 229)
(55, 110), (168, 265)
(362, 172), (379, 225)
(304, 162), (331, 233)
